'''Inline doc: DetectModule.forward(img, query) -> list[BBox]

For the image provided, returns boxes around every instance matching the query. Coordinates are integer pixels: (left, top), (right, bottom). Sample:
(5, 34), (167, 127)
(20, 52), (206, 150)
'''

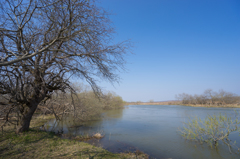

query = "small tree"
(149, 99), (154, 103)
(179, 112), (240, 153)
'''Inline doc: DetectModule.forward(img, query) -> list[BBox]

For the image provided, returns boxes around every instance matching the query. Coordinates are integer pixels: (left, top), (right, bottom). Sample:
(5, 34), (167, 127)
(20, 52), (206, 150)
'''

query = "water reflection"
(45, 105), (240, 159)
(46, 108), (124, 136)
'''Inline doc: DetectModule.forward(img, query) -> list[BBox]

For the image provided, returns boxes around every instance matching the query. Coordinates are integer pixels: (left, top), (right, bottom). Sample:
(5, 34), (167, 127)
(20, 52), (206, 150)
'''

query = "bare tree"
(176, 93), (193, 104)
(0, 0), (58, 65)
(0, 0), (130, 133)
(149, 99), (154, 103)
(203, 89), (214, 105)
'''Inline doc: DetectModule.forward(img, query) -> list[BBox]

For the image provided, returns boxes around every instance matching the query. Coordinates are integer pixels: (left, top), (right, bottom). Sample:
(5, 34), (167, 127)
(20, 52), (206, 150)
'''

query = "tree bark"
(16, 101), (39, 133)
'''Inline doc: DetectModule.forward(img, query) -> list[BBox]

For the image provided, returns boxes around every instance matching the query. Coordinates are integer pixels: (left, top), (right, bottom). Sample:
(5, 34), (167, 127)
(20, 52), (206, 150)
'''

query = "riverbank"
(0, 115), (148, 159)
(127, 100), (181, 105)
(127, 102), (240, 108)
(181, 104), (240, 108)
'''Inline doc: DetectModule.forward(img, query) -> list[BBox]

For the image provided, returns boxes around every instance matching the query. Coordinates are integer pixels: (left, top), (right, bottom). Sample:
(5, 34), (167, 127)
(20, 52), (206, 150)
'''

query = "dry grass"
(0, 115), (149, 159)
(127, 101), (181, 105)
(93, 133), (104, 139)
(127, 101), (240, 108)
(182, 104), (240, 108)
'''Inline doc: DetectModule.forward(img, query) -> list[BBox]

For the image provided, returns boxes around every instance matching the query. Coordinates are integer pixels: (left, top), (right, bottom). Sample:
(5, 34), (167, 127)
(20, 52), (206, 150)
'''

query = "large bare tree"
(0, 0), (130, 133)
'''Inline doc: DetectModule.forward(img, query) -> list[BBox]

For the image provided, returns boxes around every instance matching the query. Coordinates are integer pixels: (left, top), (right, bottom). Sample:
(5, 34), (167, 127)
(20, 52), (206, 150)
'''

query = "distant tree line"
(176, 89), (240, 106)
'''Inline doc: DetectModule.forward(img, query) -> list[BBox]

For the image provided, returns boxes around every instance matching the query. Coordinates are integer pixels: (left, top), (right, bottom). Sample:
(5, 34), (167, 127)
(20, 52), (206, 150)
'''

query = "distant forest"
(176, 89), (240, 106)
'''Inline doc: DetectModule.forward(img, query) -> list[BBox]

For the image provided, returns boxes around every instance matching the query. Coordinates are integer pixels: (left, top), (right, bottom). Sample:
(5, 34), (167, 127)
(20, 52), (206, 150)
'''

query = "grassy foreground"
(0, 115), (148, 159)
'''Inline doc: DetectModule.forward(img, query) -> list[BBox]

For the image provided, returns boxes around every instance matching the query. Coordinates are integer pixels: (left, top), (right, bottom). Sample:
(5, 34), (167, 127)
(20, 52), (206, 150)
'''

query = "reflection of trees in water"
(104, 109), (124, 119)
(45, 108), (124, 135)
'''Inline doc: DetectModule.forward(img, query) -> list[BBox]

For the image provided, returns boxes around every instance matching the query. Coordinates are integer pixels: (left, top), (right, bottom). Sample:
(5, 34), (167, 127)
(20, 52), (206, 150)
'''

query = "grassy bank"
(0, 115), (148, 159)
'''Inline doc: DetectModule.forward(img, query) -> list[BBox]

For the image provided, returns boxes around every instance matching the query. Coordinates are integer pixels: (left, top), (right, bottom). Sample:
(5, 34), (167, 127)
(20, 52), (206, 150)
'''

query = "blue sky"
(95, 0), (240, 102)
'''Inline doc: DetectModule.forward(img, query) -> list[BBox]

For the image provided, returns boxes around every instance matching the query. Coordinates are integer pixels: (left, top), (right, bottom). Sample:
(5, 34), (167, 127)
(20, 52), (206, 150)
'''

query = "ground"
(0, 115), (148, 159)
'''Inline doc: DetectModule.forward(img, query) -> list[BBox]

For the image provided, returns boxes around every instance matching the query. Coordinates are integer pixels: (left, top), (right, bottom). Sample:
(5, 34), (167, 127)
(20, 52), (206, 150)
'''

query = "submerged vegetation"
(179, 112), (240, 153)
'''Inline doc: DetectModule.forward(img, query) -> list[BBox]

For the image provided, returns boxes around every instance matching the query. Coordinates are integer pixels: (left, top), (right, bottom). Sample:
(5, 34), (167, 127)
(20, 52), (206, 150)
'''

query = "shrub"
(179, 111), (240, 153)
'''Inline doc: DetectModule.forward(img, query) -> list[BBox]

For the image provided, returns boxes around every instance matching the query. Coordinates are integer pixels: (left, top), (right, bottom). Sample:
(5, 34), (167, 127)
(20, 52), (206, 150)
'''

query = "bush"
(179, 112), (240, 153)
(38, 84), (125, 121)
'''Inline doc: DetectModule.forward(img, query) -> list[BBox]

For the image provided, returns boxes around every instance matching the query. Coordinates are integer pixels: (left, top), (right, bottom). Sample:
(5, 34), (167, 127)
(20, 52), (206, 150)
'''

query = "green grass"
(0, 115), (148, 159)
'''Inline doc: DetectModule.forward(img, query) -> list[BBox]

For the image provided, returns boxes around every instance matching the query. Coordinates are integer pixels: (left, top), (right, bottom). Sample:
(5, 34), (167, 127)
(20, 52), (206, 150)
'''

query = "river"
(45, 105), (240, 159)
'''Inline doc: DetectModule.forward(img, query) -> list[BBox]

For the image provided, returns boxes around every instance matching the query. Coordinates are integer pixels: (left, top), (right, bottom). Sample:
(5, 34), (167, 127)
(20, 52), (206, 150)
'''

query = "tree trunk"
(16, 101), (39, 133)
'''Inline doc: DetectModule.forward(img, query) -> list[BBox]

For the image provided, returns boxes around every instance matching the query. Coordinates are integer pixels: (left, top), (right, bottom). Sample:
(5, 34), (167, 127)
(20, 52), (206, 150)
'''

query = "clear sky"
(95, 0), (240, 102)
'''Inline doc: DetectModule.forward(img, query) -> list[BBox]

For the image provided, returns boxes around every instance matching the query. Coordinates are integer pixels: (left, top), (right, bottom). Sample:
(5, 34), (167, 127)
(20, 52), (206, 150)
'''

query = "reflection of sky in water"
(45, 105), (240, 159)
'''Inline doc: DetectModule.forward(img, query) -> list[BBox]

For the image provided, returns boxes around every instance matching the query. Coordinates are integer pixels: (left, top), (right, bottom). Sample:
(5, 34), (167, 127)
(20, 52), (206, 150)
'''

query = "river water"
(45, 105), (240, 159)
